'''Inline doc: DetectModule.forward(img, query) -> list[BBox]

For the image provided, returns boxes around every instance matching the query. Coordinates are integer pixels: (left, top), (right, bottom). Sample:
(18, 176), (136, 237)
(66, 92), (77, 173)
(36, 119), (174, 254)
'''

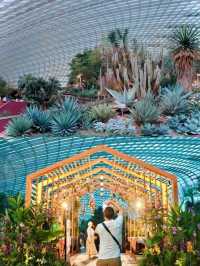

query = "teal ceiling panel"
(0, 136), (199, 199)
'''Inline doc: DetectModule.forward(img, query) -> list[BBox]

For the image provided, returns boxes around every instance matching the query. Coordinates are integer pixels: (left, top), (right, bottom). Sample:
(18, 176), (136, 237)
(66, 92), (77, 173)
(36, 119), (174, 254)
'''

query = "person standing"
(86, 221), (97, 259)
(95, 201), (123, 266)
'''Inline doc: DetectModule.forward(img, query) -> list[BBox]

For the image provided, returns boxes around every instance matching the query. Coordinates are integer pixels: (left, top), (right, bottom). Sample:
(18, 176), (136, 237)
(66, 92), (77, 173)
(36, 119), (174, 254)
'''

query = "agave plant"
(51, 112), (81, 136)
(6, 116), (33, 137)
(171, 25), (200, 90)
(130, 93), (160, 124)
(89, 104), (116, 122)
(160, 85), (192, 115)
(51, 97), (82, 136)
(26, 105), (51, 132)
(56, 96), (81, 113)
(106, 87), (137, 107)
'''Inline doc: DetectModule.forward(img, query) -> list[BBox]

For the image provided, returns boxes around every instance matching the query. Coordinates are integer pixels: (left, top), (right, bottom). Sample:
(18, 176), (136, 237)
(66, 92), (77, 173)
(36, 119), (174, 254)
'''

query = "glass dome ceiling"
(0, 0), (200, 86)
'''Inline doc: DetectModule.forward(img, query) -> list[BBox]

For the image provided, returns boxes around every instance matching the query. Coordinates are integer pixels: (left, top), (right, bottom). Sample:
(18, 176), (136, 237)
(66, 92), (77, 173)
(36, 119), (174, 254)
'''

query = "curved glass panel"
(0, 0), (199, 85)
(0, 136), (199, 200)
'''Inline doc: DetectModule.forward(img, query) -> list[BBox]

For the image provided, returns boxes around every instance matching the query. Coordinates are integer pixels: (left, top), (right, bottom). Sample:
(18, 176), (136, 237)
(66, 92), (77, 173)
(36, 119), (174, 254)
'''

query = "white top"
(95, 215), (123, 259)
(87, 227), (95, 241)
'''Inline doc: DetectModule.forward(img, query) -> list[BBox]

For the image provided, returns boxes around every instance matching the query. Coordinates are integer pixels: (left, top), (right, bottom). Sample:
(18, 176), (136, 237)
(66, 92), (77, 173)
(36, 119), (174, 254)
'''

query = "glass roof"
(0, 136), (199, 200)
(0, 0), (199, 85)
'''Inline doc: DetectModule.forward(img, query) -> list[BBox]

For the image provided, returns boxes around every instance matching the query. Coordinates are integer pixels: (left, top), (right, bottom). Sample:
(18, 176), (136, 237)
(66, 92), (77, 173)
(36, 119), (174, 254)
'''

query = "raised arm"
(107, 200), (123, 215)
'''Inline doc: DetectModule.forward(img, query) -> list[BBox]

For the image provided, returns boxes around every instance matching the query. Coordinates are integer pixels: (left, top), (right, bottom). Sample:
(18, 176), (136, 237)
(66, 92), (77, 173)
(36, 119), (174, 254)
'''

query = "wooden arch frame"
(25, 145), (178, 207)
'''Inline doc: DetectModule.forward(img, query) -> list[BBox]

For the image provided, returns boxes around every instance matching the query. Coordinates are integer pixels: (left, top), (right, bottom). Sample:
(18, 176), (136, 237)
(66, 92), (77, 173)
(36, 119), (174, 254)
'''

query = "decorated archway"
(25, 144), (178, 253)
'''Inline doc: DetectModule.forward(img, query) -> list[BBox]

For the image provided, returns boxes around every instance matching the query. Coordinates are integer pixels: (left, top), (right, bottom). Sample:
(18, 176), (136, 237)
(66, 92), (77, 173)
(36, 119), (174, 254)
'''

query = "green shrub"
(81, 107), (95, 129)
(18, 75), (62, 107)
(6, 116), (33, 137)
(26, 105), (51, 132)
(66, 87), (98, 98)
(0, 194), (66, 266)
(89, 104), (116, 122)
(130, 94), (160, 124)
(160, 85), (192, 115)
(140, 204), (200, 266)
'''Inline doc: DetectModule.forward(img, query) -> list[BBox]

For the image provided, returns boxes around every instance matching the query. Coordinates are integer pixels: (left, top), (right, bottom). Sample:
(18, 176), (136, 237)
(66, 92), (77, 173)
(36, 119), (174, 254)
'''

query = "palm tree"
(107, 28), (129, 49)
(171, 25), (200, 90)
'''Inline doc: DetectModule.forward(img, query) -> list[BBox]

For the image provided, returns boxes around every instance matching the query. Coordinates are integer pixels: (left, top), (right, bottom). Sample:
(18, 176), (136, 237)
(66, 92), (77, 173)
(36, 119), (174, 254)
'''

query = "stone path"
(71, 253), (139, 266)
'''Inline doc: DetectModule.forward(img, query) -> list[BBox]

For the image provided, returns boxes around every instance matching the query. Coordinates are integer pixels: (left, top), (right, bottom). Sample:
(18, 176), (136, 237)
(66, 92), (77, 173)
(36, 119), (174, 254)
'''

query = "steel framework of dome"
(0, 0), (200, 85)
(0, 136), (199, 202)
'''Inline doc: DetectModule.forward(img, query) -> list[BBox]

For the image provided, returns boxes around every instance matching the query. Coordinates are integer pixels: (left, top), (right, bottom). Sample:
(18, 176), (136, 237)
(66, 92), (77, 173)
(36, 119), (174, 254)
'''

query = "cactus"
(99, 31), (162, 99)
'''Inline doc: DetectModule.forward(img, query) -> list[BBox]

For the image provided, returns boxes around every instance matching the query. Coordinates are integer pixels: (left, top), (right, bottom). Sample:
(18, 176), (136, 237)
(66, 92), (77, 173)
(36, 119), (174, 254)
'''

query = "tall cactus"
(99, 29), (162, 98)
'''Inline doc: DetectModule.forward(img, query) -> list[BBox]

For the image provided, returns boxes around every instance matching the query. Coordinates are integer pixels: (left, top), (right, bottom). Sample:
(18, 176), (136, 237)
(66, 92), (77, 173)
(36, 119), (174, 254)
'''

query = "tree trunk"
(177, 68), (193, 91)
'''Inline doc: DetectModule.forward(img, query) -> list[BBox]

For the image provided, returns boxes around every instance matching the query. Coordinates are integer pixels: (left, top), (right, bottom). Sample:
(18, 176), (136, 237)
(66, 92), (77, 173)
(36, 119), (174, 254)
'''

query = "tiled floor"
(71, 253), (139, 266)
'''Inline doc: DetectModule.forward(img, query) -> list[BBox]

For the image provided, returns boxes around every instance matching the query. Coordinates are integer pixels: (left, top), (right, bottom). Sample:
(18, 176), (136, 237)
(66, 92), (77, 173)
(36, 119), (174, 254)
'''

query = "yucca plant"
(6, 116), (33, 137)
(160, 85), (192, 115)
(130, 93), (160, 124)
(90, 104), (116, 122)
(171, 25), (200, 90)
(26, 105), (51, 132)
(106, 87), (137, 108)
(51, 97), (82, 136)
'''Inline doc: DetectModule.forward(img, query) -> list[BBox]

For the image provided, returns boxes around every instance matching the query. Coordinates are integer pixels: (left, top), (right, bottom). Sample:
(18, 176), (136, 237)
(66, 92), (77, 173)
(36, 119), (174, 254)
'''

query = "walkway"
(71, 254), (139, 266)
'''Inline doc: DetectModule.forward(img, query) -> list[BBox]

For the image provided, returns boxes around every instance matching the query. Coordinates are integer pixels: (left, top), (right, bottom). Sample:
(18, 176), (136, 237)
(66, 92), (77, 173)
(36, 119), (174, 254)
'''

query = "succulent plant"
(51, 112), (81, 136)
(168, 111), (200, 135)
(51, 97), (82, 136)
(89, 103), (116, 122)
(106, 87), (137, 107)
(168, 114), (187, 130)
(177, 112), (200, 134)
(6, 116), (33, 137)
(140, 123), (169, 136)
(80, 107), (94, 129)
(189, 93), (200, 111)
(26, 105), (51, 132)
(130, 93), (160, 124)
(56, 96), (82, 114)
(160, 85), (192, 115)
(93, 118), (135, 135)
